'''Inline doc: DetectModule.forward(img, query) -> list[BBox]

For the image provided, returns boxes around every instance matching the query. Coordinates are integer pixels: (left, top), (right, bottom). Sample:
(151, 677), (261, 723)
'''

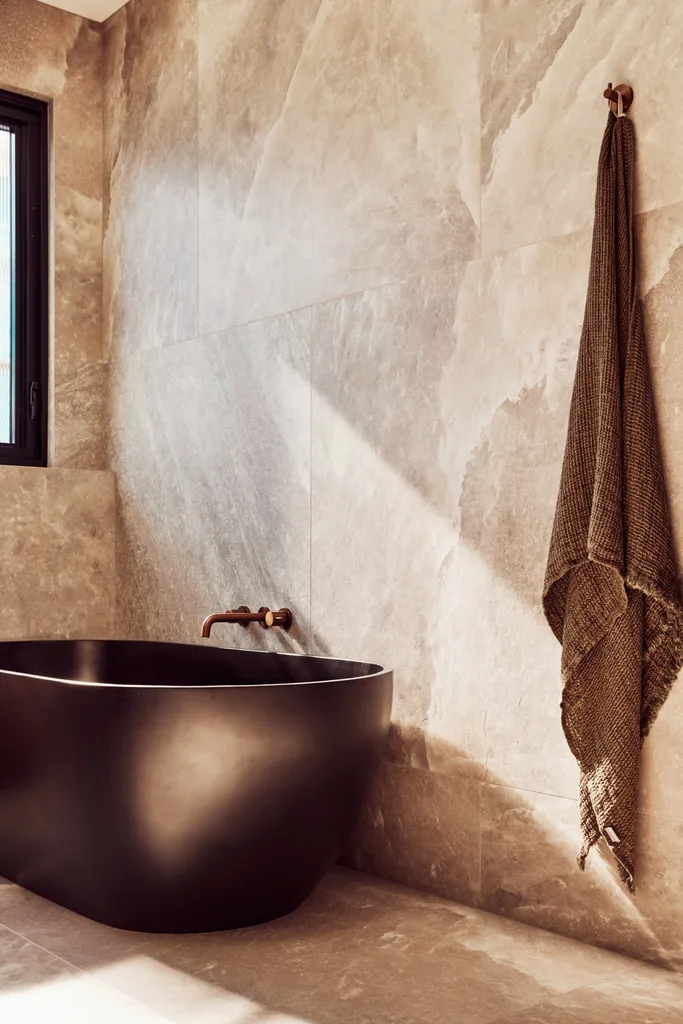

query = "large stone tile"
(199, 0), (479, 332)
(451, 230), (588, 799)
(197, 0), (323, 335)
(0, 922), (78, 992)
(622, 201), (683, 824)
(95, 869), (568, 1024)
(3, 868), (680, 1024)
(52, 11), (104, 383)
(482, 0), (683, 254)
(0, 0), (104, 460)
(343, 762), (481, 907)
(0, 969), (175, 1024)
(640, 677), (683, 825)
(0, 938), (167, 1022)
(0, 912), (165, 1022)
(311, 231), (590, 795)
(310, 265), (485, 773)
(108, 311), (311, 651)
(0, 881), (179, 974)
(490, 969), (683, 1024)
(0, 468), (115, 642)
(586, 966), (683, 1019)
(480, 784), (683, 969)
(103, 0), (198, 360)
(628, 812), (683, 973)
(53, 362), (107, 471)
(86, 956), (272, 1024)
(638, 199), (683, 556)
(0, 0), (105, 379)
(448, 898), (654, 997)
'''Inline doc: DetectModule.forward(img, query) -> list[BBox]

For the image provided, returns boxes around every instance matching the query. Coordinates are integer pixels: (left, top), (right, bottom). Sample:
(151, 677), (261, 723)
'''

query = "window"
(0, 89), (48, 467)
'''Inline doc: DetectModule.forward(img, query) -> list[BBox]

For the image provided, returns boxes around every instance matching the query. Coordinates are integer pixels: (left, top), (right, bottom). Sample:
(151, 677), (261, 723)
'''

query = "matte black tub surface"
(0, 640), (392, 933)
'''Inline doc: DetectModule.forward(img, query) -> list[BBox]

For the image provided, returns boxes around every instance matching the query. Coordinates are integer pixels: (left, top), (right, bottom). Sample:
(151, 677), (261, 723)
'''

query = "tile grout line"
(0, 914), (185, 972)
(105, 203), (598, 374)
(0, 919), (93, 975)
(0, 915), (187, 1021)
(104, 266), (437, 371)
(381, 763), (683, 825)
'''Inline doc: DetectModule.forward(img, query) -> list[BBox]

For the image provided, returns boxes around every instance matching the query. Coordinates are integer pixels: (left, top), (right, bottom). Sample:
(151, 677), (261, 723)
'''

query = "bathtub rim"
(0, 639), (391, 690)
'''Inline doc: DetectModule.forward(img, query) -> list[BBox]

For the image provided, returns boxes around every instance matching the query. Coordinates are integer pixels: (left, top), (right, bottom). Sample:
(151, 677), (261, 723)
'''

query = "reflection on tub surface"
(136, 696), (304, 873)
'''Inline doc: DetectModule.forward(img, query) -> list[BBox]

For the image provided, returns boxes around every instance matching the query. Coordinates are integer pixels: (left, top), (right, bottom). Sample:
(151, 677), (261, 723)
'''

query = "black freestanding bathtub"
(0, 640), (392, 933)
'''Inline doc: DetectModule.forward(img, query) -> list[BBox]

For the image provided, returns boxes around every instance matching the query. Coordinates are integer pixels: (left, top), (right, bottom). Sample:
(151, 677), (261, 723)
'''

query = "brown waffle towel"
(543, 110), (683, 890)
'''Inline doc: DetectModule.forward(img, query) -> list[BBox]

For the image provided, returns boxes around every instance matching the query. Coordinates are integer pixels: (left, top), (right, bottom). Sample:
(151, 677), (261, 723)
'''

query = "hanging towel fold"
(543, 110), (683, 891)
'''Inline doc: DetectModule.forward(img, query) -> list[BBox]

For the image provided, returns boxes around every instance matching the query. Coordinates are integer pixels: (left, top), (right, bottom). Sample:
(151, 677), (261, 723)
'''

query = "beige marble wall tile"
(626, 200), (683, 823)
(638, 198), (683, 552)
(53, 362), (107, 471)
(482, 0), (683, 254)
(103, 0), (198, 361)
(343, 762), (482, 911)
(630, 812), (683, 973)
(481, 784), (683, 970)
(456, 232), (591, 798)
(108, 311), (310, 652)
(51, 12), (103, 385)
(310, 266), (486, 774)
(0, 0), (102, 380)
(0, 467), (115, 641)
(0, 0), (104, 468)
(197, 0), (323, 335)
(198, 0), (480, 333)
(348, 770), (683, 972)
(311, 231), (590, 793)
(640, 673), (683, 823)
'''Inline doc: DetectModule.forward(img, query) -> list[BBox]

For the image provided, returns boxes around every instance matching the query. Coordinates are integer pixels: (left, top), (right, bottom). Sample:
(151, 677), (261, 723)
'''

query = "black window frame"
(0, 88), (48, 468)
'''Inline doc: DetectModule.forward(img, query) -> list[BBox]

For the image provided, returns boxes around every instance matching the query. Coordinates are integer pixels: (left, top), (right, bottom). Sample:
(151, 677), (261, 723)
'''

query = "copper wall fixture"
(604, 83), (634, 114)
(201, 606), (293, 637)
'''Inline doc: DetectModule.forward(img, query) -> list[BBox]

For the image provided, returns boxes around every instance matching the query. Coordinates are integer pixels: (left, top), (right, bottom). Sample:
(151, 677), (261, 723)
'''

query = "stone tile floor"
(0, 868), (682, 1023)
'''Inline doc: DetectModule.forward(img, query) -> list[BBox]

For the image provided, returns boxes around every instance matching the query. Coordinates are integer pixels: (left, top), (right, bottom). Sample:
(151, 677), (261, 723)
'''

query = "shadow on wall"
(305, 300), (683, 972)
(458, 382), (565, 609)
(342, 727), (683, 973)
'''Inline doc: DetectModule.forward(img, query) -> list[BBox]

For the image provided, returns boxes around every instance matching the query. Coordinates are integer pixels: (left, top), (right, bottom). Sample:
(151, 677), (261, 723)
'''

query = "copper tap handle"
(263, 608), (294, 630)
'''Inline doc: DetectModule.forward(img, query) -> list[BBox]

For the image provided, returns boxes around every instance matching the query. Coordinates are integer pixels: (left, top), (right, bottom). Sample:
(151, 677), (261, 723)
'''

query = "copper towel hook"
(604, 82), (634, 114)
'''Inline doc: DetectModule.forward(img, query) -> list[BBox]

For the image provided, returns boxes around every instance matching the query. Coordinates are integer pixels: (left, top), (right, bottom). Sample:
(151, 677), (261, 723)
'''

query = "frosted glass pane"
(0, 126), (15, 445)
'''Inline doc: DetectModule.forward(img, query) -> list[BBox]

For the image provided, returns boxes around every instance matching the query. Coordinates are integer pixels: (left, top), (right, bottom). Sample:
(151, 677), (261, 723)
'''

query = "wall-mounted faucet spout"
(201, 606), (293, 638)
